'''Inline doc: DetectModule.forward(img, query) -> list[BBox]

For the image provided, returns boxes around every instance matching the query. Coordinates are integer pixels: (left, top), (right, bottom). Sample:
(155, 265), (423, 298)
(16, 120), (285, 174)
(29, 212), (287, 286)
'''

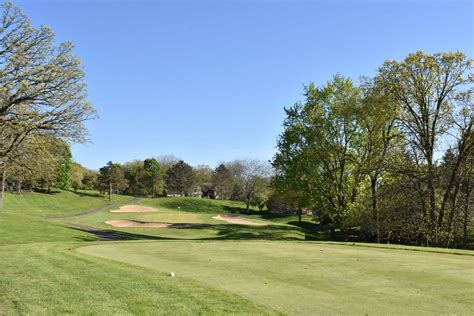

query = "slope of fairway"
(0, 190), (131, 245)
(1, 190), (125, 217)
(78, 241), (474, 315)
(0, 242), (272, 314)
(0, 192), (276, 314)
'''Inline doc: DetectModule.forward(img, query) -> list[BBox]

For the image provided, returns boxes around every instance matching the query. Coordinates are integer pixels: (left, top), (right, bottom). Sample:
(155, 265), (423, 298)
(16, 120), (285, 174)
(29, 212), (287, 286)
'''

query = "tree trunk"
(427, 158), (438, 245)
(462, 199), (469, 248)
(329, 227), (336, 241)
(298, 209), (302, 223)
(0, 169), (5, 209)
(109, 181), (112, 202)
(462, 174), (471, 248)
(444, 179), (462, 247)
(370, 176), (380, 243)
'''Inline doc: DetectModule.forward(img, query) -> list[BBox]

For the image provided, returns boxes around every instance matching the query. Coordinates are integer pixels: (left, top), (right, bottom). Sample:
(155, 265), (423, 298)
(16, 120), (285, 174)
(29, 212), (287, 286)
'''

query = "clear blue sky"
(16, 0), (473, 170)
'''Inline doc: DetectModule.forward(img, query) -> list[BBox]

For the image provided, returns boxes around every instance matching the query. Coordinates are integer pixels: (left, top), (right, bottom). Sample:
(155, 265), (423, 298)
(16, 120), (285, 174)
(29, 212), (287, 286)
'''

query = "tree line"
(0, 149), (273, 212)
(0, 3), (471, 249)
(93, 157), (272, 212)
(272, 51), (473, 248)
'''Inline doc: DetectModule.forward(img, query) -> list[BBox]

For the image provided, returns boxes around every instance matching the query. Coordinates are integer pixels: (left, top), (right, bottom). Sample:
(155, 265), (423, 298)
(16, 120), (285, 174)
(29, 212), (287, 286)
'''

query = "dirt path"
(46, 197), (142, 220)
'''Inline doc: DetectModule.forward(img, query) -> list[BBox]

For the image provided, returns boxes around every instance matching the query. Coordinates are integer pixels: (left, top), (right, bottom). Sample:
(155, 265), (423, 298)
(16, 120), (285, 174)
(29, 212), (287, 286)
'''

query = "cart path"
(46, 197), (142, 220)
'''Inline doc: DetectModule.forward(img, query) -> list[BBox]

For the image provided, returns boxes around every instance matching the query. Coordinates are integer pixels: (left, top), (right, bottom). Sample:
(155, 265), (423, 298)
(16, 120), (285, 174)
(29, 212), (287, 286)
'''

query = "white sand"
(212, 214), (268, 226)
(109, 205), (158, 213)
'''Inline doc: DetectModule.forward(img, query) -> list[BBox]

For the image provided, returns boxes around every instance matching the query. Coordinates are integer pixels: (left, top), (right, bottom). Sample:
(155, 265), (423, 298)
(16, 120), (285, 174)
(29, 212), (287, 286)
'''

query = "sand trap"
(110, 205), (158, 213)
(105, 220), (205, 229)
(105, 220), (169, 228)
(212, 214), (268, 226)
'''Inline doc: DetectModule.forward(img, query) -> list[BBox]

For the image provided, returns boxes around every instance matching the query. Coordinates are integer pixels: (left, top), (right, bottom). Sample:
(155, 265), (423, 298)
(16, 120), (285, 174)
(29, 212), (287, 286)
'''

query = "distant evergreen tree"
(165, 160), (195, 196)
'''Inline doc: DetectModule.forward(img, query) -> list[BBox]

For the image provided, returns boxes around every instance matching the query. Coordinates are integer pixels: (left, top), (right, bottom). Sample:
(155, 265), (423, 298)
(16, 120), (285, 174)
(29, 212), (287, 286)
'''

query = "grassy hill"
(0, 190), (473, 315)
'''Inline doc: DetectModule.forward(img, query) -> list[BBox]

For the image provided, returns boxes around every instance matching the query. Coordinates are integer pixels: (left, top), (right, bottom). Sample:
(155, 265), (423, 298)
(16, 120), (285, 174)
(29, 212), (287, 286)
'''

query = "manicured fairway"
(0, 242), (271, 314)
(78, 240), (474, 315)
(1, 191), (473, 315)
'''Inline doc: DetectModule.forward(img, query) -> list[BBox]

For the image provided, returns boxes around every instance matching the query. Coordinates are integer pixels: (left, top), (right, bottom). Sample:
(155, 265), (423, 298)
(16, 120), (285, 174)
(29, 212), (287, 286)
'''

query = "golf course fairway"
(78, 240), (474, 315)
(1, 191), (473, 314)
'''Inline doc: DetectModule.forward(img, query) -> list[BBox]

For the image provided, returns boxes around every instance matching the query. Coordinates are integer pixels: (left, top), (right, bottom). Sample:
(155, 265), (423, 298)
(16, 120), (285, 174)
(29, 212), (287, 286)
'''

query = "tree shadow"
(68, 221), (312, 242)
(69, 225), (176, 241)
(64, 189), (105, 198)
(32, 188), (61, 195)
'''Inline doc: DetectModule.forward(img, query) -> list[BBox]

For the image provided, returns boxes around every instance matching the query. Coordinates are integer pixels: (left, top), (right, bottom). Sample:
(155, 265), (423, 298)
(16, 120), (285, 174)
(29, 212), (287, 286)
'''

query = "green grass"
(78, 240), (474, 315)
(0, 191), (473, 315)
(0, 242), (270, 315)
(2, 190), (125, 217)
(65, 196), (312, 241)
(0, 190), (130, 245)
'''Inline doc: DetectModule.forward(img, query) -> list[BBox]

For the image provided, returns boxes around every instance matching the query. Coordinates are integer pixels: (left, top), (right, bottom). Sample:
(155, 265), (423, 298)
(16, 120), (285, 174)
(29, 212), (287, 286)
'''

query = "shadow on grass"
(32, 188), (62, 195)
(69, 224), (174, 241)
(68, 221), (319, 242)
(64, 189), (105, 198)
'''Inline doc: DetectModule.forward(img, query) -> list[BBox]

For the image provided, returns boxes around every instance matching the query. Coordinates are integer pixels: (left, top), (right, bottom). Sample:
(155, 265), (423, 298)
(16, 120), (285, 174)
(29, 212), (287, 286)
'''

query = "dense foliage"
(273, 51), (473, 248)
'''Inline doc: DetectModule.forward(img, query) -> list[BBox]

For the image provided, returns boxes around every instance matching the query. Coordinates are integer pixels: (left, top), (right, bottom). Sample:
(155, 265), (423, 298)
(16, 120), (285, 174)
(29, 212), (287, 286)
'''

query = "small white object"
(178, 206), (181, 209)
(169, 272), (176, 277)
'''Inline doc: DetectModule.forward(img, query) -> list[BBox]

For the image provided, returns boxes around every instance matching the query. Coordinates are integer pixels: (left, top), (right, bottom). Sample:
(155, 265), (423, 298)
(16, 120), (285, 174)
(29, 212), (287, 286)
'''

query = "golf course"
(1, 1), (473, 315)
(1, 190), (472, 315)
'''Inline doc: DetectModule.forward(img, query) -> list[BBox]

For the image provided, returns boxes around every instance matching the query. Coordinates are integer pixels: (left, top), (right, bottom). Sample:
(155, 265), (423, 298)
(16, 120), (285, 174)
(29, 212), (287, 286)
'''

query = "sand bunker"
(212, 214), (268, 226)
(110, 205), (157, 213)
(105, 220), (169, 228)
(105, 220), (204, 229)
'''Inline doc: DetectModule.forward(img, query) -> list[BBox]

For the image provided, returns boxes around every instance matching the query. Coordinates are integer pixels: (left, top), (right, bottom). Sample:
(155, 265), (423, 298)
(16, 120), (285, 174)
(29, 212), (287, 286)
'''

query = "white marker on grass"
(170, 272), (176, 277)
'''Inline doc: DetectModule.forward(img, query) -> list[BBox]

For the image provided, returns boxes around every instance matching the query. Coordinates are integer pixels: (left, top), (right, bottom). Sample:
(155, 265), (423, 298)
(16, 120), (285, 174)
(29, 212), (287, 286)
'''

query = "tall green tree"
(70, 163), (84, 192)
(143, 158), (162, 197)
(358, 78), (400, 242)
(228, 159), (271, 213)
(98, 162), (128, 202)
(212, 164), (233, 200)
(165, 160), (195, 196)
(57, 146), (72, 189)
(273, 75), (366, 236)
(0, 2), (96, 161)
(123, 160), (146, 196)
(378, 51), (473, 246)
